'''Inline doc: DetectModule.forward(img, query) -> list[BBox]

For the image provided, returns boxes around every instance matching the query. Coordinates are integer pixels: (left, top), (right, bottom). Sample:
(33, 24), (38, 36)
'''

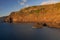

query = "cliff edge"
(4, 2), (60, 28)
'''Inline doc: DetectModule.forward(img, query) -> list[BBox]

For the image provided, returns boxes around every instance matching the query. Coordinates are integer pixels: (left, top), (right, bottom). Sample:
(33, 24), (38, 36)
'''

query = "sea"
(0, 23), (60, 40)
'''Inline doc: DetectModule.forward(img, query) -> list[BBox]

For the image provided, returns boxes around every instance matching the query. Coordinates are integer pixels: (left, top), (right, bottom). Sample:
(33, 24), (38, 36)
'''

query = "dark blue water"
(0, 23), (60, 40)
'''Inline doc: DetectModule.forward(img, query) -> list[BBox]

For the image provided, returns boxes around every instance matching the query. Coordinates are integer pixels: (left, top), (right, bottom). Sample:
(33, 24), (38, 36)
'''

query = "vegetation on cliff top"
(8, 2), (60, 17)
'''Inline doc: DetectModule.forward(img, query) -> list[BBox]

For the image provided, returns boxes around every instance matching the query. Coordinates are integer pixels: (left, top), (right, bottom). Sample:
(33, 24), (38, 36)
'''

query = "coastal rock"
(0, 16), (7, 23)
(4, 3), (60, 28)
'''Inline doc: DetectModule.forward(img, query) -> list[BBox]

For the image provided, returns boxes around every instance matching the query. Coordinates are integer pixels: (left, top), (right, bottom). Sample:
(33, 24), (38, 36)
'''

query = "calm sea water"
(0, 23), (60, 40)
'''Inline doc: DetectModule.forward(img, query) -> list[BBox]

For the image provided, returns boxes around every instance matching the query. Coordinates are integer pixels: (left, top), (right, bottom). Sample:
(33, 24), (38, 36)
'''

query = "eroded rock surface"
(4, 3), (60, 28)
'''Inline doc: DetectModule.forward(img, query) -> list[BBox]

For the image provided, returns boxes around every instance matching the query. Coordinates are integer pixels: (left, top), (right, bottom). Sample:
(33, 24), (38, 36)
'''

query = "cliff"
(4, 2), (60, 28)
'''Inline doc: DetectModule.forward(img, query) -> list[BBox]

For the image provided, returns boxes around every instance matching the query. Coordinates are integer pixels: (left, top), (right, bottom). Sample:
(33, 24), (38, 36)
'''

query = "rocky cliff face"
(4, 3), (60, 28)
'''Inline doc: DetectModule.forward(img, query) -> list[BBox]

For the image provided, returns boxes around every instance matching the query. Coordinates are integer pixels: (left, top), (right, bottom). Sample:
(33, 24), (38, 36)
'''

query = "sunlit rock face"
(4, 2), (60, 28)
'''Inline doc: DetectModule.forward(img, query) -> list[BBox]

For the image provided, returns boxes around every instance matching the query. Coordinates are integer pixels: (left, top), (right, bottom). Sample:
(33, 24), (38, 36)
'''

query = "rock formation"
(0, 16), (7, 23)
(4, 2), (60, 28)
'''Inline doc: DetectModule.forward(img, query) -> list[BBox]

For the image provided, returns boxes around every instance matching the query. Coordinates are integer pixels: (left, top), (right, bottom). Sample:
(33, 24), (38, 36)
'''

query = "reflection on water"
(0, 23), (60, 40)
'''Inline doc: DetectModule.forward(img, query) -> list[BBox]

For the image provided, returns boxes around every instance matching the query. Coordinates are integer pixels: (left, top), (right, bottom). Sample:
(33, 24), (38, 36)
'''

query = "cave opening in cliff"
(43, 23), (47, 26)
(9, 17), (12, 23)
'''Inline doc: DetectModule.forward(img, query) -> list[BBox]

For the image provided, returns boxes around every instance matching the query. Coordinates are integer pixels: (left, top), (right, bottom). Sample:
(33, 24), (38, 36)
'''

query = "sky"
(0, 0), (60, 17)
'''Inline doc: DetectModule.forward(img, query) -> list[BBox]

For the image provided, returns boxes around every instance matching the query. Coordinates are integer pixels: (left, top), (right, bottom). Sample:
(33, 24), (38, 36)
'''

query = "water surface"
(0, 23), (60, 40)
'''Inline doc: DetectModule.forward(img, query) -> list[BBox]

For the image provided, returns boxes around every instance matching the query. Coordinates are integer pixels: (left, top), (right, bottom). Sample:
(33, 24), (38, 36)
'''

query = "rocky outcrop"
(4, 2), (60, 28)
(0, 16), (8, 23)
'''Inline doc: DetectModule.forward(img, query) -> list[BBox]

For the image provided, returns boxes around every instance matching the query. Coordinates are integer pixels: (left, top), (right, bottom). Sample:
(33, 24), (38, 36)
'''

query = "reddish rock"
(4, 3), (60, 28)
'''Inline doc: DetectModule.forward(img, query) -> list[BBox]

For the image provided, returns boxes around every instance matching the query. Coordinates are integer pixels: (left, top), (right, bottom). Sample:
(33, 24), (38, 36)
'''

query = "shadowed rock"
(0, 16), (7, 23)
